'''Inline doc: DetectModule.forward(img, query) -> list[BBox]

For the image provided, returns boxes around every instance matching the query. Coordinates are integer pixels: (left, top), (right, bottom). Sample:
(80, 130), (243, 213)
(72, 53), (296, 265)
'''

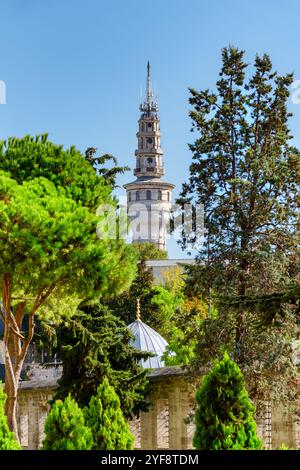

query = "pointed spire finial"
(147, 61), (151, 105)
(136, 298), (141, 321)
(139, 62), (158, 113)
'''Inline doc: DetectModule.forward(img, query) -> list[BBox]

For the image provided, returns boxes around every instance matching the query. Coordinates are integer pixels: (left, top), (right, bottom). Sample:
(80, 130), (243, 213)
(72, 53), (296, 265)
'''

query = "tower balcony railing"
(135, 148), (163, 156)
(134, 166), (164, 176)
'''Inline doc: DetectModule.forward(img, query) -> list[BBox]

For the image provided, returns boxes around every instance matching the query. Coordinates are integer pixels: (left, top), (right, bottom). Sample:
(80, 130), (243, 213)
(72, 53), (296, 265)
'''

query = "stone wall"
(16, 365), (300, 450)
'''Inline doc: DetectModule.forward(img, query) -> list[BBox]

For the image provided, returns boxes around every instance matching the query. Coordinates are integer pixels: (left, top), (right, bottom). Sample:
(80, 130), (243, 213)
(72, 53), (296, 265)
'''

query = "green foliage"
(150, 286), (184, 339)
(40, 303), (150, 418)
(0, 172), (135, 304)
(133, 242), (168, 260)
(109, 259), (184, 340)
(180, 45), (299, 302)
(163, 295), (214, 366)
(225, 283), (300, 325)
(180, 47), (299, 287)
(0, 134), (137, 436)
(193, 352), (262, 450)
(0, 384), (21, 450)
(84, 378), (134, 450)
(42, 395), (93, 450)
(178, 46), (300, 407)
(84, 147), (130, 189)
(0, 135), (137, 306)
(183, 306), (300, 411)
(0, 135), (110, 208)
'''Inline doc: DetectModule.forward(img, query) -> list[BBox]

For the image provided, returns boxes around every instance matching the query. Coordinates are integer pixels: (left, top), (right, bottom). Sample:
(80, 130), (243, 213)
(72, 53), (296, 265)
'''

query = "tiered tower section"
(124, 63), (175, 251)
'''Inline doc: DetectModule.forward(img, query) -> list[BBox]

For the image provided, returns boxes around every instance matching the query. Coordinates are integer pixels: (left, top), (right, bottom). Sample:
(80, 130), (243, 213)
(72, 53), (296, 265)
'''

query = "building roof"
(145, 259), (195, 267)
(128, 319), (169, 369)
(123, 179), (175, 189)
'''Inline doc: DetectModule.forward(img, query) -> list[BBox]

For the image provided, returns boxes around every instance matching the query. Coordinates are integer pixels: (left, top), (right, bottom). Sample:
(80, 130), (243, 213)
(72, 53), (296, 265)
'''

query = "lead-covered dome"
(128, 319), (169, 369)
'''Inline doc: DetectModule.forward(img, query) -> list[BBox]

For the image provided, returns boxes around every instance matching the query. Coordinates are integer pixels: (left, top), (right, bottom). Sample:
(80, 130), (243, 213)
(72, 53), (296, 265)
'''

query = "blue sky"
(0, 0), (299, 257)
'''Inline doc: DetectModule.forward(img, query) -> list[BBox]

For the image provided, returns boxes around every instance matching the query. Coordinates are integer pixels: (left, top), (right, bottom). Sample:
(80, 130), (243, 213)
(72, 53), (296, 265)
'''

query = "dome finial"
(136, 298), (141, 321)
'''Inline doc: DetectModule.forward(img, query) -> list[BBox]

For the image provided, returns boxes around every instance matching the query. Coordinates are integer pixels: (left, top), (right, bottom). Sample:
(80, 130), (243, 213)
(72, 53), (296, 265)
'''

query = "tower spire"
(140, 61), (158, 113)
(147, 61), (151, 105)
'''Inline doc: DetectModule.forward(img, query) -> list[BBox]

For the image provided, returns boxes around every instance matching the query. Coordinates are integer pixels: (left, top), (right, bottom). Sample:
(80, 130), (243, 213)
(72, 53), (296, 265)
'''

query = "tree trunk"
(4, 324), (22, 441)
(1, 274), (55, 442)
(4, 379), (19, 441)
(235, 237), (250, 365)
(1, 274), (34, 443)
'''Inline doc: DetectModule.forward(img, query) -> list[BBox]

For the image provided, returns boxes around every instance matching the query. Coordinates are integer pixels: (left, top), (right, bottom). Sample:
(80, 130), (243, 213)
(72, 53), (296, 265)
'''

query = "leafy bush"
(41, 395), (93, 450)
(84, 378), (134, 450)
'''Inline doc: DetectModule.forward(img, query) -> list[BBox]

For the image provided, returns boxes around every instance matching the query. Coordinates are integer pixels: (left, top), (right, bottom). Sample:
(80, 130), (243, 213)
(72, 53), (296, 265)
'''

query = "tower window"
(167, 192), (170, 201)
(158, 190), (162, 201)
(147, 157), (153, 164)
(128, 192), (131, 202)
(148, 122), (152, 128)
(146, 190), (151, 200)
(136, 191), (140, 201)
(147, 137), (153, 144)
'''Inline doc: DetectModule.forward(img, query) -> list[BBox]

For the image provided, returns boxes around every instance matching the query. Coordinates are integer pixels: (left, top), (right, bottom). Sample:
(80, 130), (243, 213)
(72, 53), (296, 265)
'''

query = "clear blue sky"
(0, 0), (299, 257)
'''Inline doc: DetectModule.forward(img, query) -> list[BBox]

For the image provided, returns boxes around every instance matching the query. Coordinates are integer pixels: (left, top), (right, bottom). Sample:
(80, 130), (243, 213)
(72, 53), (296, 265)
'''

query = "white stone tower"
(124, 63), (175, 251)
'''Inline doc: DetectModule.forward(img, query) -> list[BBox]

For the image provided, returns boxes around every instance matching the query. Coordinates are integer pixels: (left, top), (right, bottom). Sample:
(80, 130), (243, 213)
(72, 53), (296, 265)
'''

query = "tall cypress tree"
(180, 46), (300, 361)
(193, 352), (262, 450)
(84, 378), (134, 450)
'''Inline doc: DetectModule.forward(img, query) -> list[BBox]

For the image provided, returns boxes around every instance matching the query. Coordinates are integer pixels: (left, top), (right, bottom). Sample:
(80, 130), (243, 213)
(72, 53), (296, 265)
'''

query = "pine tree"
(84, 378), (134, 450)
(193, 352), (262, 450)
(0, 384), (21, 450)
(179, 46), (300, 409)
(180, 46), (300, 349)
(41, 395), (93, 450)
(0, 135), (137, 438)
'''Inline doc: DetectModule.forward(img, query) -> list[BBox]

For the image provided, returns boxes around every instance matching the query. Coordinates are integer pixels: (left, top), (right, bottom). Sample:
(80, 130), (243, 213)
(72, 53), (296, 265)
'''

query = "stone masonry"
(16, 365), (300, 450)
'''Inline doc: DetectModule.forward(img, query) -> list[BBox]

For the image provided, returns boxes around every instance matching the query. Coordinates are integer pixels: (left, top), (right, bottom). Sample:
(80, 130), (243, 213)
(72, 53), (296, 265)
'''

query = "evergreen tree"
(39, 303), (150, 418)
(41, 395), (93, 450)
(179, 46), (300, 408)
(180, 46), (300, 349)
(0, 384), (21, 450)
(0, 135), (137, 438)
(193, 352), (262, 450)
(84, 378), (134, 450)
(225, 283), (300, 325)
